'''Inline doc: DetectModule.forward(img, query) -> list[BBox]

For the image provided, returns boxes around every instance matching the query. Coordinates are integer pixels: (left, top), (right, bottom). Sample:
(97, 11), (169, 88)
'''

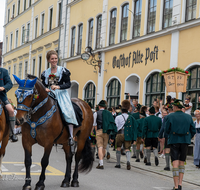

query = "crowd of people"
(90, 94), (199, 190)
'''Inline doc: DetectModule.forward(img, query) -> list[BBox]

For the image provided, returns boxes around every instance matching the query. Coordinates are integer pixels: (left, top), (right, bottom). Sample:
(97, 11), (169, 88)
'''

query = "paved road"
(0, 135), (199, 190)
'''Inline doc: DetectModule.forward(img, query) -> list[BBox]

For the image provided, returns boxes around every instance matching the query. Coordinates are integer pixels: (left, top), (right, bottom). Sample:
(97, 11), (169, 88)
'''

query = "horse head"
(13, 74), (46, 126)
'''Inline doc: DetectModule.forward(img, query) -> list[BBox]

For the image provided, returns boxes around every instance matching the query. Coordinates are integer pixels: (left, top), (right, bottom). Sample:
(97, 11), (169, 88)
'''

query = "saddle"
(48, 92), (83, 128)
(0, 100), (10, 123)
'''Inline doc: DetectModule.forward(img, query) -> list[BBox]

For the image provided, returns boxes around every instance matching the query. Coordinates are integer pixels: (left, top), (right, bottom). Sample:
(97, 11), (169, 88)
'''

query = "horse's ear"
(13, 74), (23, 86)
(29, 78), (37, 87)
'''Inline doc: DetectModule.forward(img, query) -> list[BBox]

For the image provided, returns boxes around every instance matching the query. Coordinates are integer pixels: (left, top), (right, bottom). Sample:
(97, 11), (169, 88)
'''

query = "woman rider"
(41, 50), (78, 146)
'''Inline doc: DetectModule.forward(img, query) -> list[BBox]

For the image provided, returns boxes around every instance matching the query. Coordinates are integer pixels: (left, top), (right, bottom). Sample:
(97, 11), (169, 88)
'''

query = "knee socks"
(116, 150), (121, 165)
(144, 149), (147, 158)
(9, 116), (16, 135)
(172, 167), (179, 177)
(106, 144), (110, 154)
(147, 149), (151, 163)
(132, 144), (136, 156)
(68, 124), (73, 137)
(179, 165), (185, 174)
(140, 144), (143, 151)
(165, 153), (170, 168)
(153, 149), (158, 158)
(136, 150), (140, 159)
(126, 151), (131, 162)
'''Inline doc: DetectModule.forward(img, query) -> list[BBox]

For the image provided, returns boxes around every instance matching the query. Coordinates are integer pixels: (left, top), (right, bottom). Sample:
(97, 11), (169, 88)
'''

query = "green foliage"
(159, 67), (191, 77)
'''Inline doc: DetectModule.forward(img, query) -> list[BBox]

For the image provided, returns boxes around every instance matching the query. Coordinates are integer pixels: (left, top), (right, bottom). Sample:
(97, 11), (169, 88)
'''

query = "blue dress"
(41, 66), (78, 126)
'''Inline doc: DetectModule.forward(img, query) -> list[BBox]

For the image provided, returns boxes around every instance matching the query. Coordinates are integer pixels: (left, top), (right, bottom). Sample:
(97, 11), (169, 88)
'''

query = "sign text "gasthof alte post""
(112, 46), (158, 69)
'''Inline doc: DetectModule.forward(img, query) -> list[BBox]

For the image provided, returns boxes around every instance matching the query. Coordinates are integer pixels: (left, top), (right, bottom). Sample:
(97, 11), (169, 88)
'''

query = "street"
(0, 135), (199, 190)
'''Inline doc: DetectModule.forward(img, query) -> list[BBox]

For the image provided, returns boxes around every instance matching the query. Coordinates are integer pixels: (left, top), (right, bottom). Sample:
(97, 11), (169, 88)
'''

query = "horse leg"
(61, 144), (73, 188)
(35, 144), (53, 190)
(71, 151), (81, 187)
(23, 148), (32, 190)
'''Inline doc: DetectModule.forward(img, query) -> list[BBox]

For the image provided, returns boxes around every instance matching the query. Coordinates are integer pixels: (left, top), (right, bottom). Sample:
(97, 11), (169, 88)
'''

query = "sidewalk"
(108, 147), (200, 186)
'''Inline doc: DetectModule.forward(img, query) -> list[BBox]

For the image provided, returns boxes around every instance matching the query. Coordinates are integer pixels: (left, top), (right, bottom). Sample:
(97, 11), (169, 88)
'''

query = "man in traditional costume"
(115, 100), (137, 170)
(194, 109), (200, 168)
(165, 99), (196, 190)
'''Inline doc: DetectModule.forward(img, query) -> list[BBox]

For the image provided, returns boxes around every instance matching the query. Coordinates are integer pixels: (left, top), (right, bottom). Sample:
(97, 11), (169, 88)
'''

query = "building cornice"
(67, 0), (83, 7)
(44, 43), (52, 49)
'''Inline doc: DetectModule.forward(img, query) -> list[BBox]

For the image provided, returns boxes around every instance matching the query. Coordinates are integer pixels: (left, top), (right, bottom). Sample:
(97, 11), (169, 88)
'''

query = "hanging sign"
(81, 53), (90, 61)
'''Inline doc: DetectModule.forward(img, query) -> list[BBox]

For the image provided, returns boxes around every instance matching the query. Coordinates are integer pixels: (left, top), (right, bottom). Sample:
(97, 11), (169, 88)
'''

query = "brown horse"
(0, 101), (10, 178)
(15, 75), (94, 190)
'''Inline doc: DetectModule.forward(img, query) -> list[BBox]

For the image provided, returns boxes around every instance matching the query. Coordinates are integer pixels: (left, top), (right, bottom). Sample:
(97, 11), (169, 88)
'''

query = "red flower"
(185, 71), (189, 74)
(164, 71), (167, 73)
(172, 67), (174, 69)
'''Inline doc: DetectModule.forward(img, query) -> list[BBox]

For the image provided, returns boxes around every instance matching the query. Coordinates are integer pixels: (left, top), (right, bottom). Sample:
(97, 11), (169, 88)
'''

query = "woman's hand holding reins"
(51, 85), (60, 90)
(46, 88), (51, 92)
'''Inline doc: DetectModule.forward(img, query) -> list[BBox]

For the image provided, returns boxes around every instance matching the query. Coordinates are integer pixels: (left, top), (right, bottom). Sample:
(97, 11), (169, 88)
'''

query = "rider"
(0, 67), (18, 142)
(41, 50), (78, 146)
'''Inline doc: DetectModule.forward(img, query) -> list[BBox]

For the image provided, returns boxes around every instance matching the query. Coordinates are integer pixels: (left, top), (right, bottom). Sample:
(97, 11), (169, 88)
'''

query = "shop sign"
(112, 46), (159, 69)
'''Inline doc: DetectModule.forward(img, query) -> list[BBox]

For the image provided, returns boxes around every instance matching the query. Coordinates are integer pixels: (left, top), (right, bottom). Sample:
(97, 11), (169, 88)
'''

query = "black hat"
(149, 106), (155, 114)
(136, 104), (141, 111)
(140, 111), (146, 117)
(172, 99), (185, 109)
(98, 100), (107, 107)
(121, 100), (131, 111)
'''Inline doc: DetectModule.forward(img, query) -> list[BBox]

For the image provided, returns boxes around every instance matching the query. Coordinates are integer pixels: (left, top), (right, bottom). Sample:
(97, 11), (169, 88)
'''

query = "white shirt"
(115, 113), (129, 131)
(185, 102), (192, 115)
(194, 120), (200, 128)
(93, 108), (104, 126)
(155, 111), (162, 118)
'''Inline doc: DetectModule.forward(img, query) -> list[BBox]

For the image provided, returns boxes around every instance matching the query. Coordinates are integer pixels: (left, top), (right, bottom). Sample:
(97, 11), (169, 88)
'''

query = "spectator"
(128, 93), (137, 113)
(184, 95), (192, 115)
(194, 110), (200, 168)
(111, 107), (117, 119)
(155, 106), (162, 118)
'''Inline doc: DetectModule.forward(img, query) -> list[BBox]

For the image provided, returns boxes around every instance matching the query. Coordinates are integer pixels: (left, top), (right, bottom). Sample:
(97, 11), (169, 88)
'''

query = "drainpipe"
(58, 0), (64, 66)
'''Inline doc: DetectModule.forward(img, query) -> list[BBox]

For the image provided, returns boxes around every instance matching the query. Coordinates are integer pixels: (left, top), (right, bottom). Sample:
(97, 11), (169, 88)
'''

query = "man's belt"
(172, 132), (189, 136)
(117, 129), (124, 134)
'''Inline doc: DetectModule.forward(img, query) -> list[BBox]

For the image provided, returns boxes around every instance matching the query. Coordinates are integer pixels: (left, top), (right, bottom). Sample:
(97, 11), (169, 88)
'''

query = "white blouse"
(194, 120), (200, 128)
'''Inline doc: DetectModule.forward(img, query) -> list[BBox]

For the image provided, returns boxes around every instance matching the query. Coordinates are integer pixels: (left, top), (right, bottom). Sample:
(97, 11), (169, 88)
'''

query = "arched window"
(84, 83), (96, 108)
(107, 79), (121, 108)
(182, 66), (200, 113)
(145, 73), (165, 107)
(109, 8), (117, 45)
(121, 3), (129, 42)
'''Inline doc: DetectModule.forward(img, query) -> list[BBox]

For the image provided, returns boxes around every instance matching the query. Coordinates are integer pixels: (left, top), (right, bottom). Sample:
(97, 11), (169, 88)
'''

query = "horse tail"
(79, 138), (93, 173)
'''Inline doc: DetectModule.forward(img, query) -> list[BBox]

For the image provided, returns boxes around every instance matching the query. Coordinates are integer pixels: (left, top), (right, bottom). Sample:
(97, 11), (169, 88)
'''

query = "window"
(96, 15), (102, 49)
(24, 0), (26, 11)
(18, 0), (20, 15)
(8, 66), (11, 77)
(22, 26), (25, 44)
(109, 9), (117, 45)
(121, 4), (129, 42)
(147, 0), (157, 33)
(58, 2), (62, 26)
(18, 63), (22, 79)
(12, 4), (15, 18)
(27, 23), (30, 42)
(183, 66), (200, 114)
(32, 59), (35, 75)
(133, 0), (142, 38)
(24, 61), (28, 77)
(107, 79), (121, 108)
(29, 0), (31, 7)
(38, 56), (42, 78)
(186, 0), (197, 21)
(77, 24), (83, 54)
(35, 18), (38, 38)
(15, 30), (18, 48)
(88, 19), (93, 47)
(145, 73), (165, 107)
(6, 37), (8, 53)
(84, 83), (96, 109)
(49, 8), (53, 31)
(71, 27), (76, 57)
(163, 0), (173, 28)
(10, 33), (13, 50)
(13, 64), (17, 83)
(41, 13), (45, 35)
(8, 9), (10, 23)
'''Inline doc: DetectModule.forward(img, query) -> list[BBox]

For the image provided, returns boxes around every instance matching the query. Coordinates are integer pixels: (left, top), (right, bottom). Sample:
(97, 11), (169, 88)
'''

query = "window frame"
(185, 0), (197, 22)
(12, 3), (15, 18)
(109, 8), (117, 45)
(147, 0), (157, 34)
(77, 24), (83, 55)
(13, 64), (17, 84)
(24, 0), (26, 11)
(58, 2), (62, 26)
(38, 56), (42, 78)
(41, 13), (45, 35)
(84, 82), (96, 109)
(18, 62), (22, 79)
(96, 15), (102, 49)
(8, 8), (10, 23)
(21, 25), (25, 45)
(15, 29), (19, 48)
(10, 32), (13, 51)
(17, 0), (20, 15)
(107, 79), (121, 108)
(88, 19), (94, 47)
(145, 72), (165, 107)
(133, 0), (142, 38)
(71, 27), (76, 57)
(162, 0), (173, 29)
(35, 17), (38, 38)
(32, 58), (36, 75)
(24, 60), (28, 78)
(27, 22), (30, 42)
(49, 7), (53, 31)
(120, 3), (129, 42)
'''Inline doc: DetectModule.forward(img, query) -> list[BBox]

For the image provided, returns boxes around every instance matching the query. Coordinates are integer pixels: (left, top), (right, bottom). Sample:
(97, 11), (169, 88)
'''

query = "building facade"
(2, 0), (62, 103)
(0, 42), (2, 66)
(2, 0), (200, 113)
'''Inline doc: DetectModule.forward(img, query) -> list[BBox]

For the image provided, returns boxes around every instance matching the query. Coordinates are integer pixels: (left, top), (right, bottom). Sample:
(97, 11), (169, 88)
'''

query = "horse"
(14, 75), (94, 190)
(0, 100), (10, 178)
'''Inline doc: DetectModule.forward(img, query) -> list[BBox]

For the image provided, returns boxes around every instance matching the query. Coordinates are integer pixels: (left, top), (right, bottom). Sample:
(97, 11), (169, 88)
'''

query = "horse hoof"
(60, 181), (70, 188)
(22, 186), (31, 190)
(71, 181), (79, 187)
(34, 185), (45, 190)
